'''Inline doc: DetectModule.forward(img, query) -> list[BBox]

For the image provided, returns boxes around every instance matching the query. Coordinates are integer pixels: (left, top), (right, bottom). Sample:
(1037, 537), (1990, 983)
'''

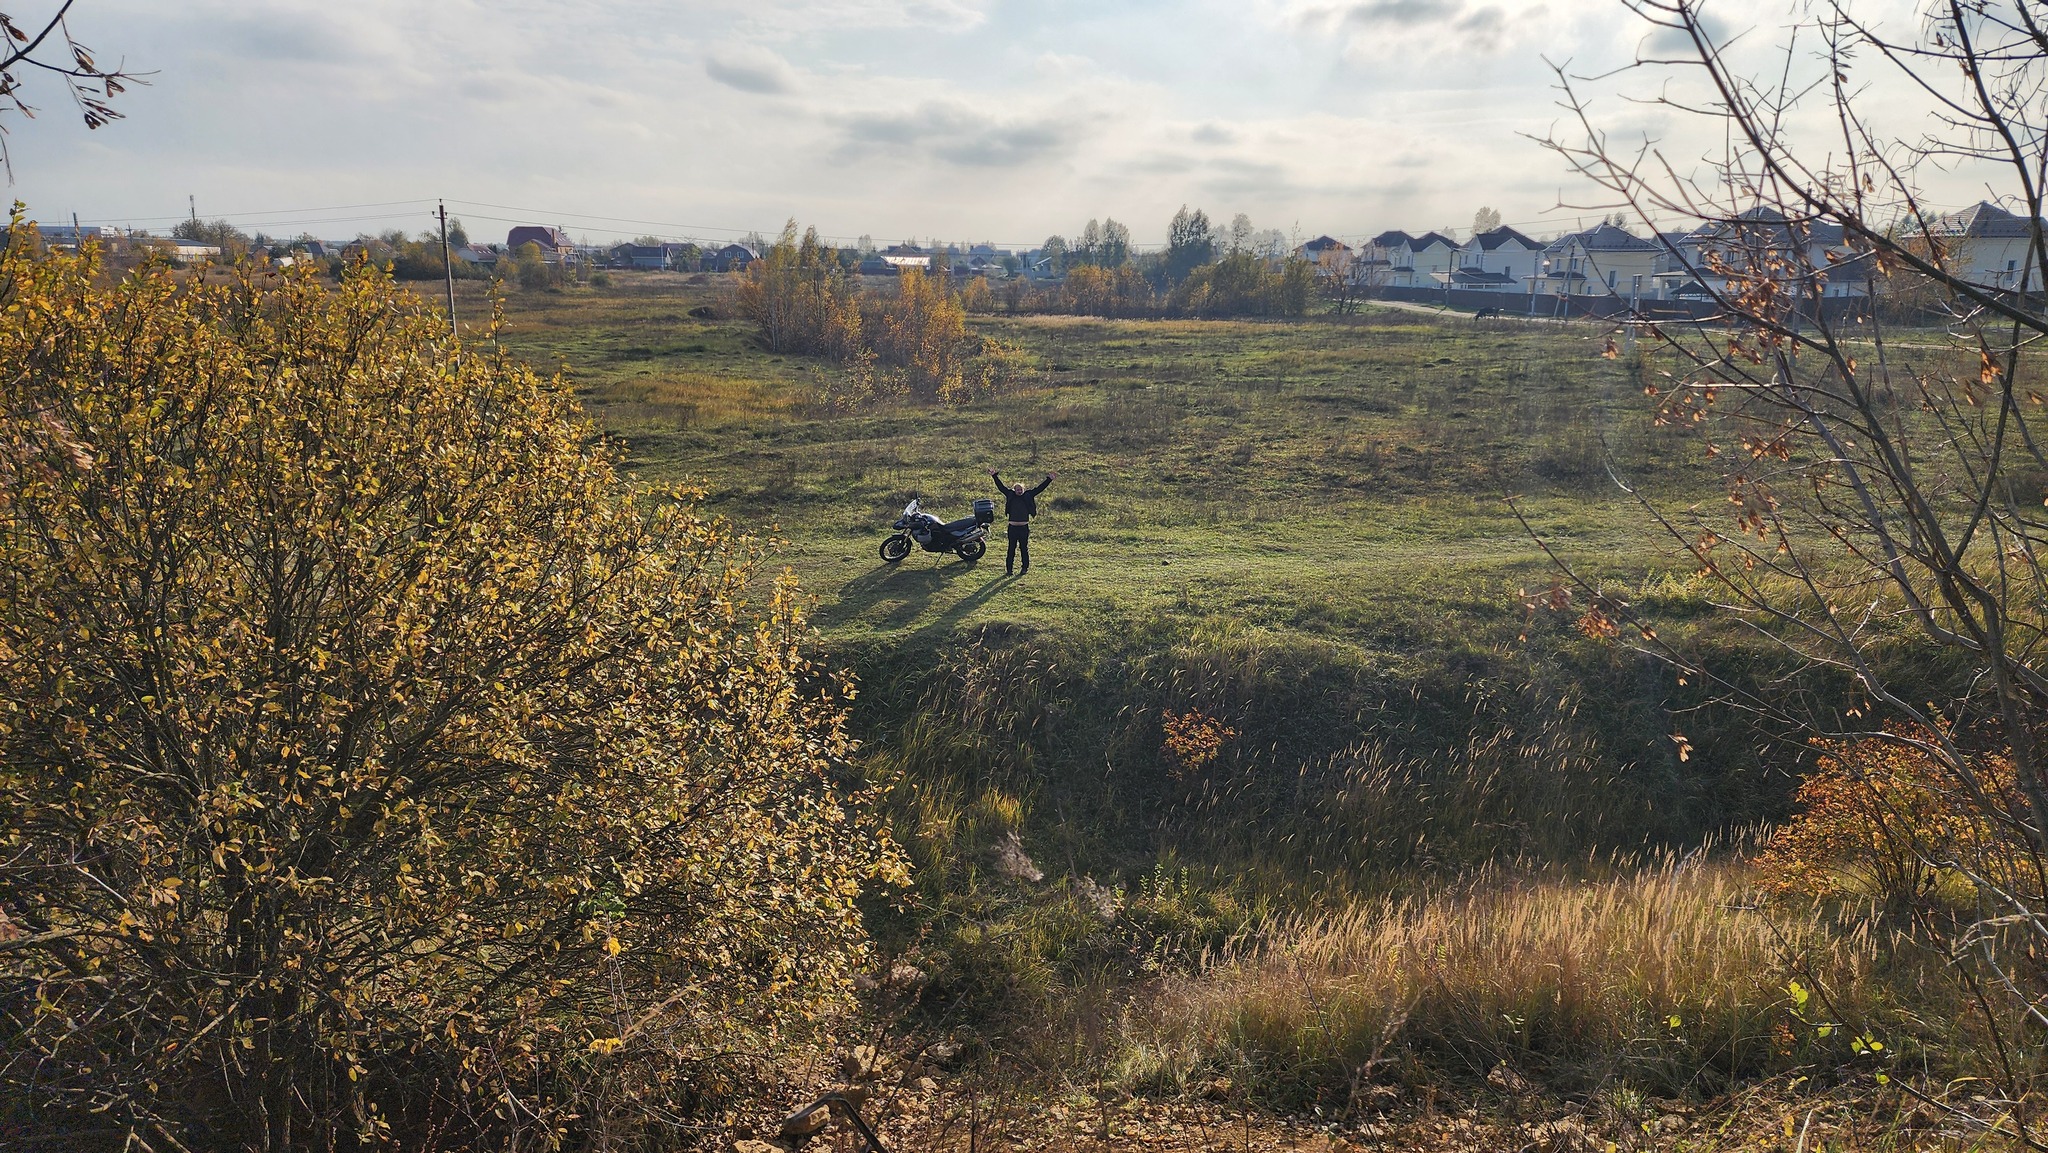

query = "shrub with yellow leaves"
(0, 223), (903, 1149)
(1752, 728), (2023, 913)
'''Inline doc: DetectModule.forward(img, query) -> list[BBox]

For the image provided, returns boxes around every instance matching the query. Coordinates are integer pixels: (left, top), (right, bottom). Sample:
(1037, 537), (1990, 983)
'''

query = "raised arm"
(991, 470), (1007, 495)
(1027, 472), (1054, 497)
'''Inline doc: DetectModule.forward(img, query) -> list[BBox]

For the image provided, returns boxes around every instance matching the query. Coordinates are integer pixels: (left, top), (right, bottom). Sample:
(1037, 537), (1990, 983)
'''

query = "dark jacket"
(994, 474), (1052, 522)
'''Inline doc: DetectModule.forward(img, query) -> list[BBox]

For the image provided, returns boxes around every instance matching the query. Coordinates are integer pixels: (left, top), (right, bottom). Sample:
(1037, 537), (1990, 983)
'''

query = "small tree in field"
(865, 266), (970, 400)
(0, 230), (900, 1149)
(735, 221), (864, 362)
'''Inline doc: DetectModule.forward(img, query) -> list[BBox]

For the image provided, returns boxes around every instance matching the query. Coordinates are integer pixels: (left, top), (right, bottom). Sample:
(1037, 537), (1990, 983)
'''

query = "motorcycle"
(880, 497), (995, 564)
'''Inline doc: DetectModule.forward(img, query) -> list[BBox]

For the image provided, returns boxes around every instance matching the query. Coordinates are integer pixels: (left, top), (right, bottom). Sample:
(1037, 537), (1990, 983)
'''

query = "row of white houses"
(1296, 201), (2048, 303)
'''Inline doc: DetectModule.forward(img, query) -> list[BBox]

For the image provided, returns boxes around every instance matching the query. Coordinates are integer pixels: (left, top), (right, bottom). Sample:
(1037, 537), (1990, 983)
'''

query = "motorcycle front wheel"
(880, 535), (912, 562)
(957, 539), (986, 562)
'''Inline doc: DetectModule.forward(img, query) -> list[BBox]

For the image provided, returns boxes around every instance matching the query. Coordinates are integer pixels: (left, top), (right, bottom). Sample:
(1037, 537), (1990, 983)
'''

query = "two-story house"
(1453, 226), (1544, 290)
(608, 243), (670, 270)
(1297, 235), (1354, 279)
(1527, 223), (1662, 298)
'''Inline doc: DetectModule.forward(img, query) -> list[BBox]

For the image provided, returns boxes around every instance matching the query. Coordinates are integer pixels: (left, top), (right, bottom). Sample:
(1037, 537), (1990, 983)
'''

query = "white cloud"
(705, 45), (802, 95)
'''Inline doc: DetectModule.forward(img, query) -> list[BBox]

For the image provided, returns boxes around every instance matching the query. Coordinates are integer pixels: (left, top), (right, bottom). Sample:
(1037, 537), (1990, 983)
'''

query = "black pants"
(1006, 524), (1030, 572)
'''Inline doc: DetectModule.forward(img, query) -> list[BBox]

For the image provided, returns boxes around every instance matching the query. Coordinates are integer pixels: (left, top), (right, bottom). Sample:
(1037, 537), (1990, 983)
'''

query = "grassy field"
(482, 276), (1693, 657)
(451, 274), (1988, 1131)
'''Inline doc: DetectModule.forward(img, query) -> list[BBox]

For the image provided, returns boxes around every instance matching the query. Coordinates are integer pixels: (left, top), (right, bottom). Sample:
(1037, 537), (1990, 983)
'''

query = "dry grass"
(1117, 862), (1943, 1110)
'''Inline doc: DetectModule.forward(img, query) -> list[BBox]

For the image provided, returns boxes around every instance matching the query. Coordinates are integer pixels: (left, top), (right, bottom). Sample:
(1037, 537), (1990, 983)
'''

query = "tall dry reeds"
(1118, 863), (1942, 1110)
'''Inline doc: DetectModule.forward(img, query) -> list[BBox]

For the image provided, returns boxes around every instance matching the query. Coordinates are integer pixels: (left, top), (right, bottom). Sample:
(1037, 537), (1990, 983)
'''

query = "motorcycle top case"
(972, 498), (996, 525)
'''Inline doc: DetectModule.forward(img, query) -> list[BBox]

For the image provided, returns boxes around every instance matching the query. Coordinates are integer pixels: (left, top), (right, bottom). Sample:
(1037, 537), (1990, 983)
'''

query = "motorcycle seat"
(940, 515), (979, 534)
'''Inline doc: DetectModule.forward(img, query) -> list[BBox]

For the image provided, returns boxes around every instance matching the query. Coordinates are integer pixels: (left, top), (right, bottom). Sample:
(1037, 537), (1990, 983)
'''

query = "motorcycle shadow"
(827, 556), (1016, 632)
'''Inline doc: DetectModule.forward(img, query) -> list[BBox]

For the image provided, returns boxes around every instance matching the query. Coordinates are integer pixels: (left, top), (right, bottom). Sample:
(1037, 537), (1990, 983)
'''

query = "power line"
(72, 198), (437, 225)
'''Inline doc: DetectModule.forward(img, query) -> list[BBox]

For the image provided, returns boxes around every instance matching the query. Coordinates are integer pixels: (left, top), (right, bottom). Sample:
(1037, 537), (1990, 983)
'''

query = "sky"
(0, 0), (1996, 251)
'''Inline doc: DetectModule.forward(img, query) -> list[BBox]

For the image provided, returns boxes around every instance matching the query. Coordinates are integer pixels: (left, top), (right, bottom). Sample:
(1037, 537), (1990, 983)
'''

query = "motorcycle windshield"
(903, 500), (920, 517)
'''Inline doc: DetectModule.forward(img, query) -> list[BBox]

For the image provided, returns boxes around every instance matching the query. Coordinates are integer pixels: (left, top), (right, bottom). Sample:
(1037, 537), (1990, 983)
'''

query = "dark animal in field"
(1473, 307), (1501, 319)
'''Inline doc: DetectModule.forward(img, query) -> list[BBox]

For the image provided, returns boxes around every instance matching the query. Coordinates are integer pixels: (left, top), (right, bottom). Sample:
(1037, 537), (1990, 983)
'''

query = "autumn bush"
(0, 233), (901, 1149)
(863, 267), (971, 401)
(1165, 253), (1315, 318)
(735, 222), (864, 364)
(1752, 730), (2028, 914)
(1061, 264), (1157, 318)
(739, 227), (1006, 408)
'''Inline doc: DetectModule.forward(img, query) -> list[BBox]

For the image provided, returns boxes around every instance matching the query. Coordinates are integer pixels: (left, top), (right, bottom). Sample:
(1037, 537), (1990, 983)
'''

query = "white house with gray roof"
(1453, 226), (1544, 290)
(1919, 201), (2043, 291)
(1526, 223), (1662, 299)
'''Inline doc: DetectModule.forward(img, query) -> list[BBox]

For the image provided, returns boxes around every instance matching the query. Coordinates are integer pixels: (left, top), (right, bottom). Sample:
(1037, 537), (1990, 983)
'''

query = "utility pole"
(188, 195), (197, 227)
(438, 201), (459, 357)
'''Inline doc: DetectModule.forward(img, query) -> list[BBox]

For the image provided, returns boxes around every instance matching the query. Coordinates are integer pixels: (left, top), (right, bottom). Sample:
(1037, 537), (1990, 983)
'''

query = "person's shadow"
(823, 557), (1016, 632)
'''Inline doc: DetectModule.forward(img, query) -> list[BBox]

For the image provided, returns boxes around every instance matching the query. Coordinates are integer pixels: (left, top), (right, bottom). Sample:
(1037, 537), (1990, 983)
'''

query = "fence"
(1368, 284), (1875, 323)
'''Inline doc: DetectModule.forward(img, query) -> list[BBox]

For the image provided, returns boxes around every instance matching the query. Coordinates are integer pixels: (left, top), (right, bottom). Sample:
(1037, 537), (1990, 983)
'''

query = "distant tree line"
(1014, 205), (1314, 318)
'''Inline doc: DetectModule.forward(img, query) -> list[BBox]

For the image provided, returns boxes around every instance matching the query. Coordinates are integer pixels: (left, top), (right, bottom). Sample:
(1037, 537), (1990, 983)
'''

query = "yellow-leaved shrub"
(0, 228), (902, 1149)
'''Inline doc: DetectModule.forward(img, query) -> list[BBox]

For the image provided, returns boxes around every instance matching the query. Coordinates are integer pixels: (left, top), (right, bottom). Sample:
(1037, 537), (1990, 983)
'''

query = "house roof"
(1555, 222), (1661, 252)
(1469, 226), (1539, 251)
(1409, 231), (1459, 250)
(1924, 201), (2039, 240)
(1301, 235), (1352, 253)
(37, 224), (103, 243)
(716, 243), (759, 258)
(1368, 230), (1413, 248)
(507, 225), (572, 249)
(611, 243), (665, 256)
(1447, 268), (1518, 285)
(1682, 207), (1845, 247)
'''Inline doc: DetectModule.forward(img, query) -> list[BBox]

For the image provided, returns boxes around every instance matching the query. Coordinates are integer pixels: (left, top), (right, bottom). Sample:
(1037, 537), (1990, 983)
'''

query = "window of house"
(1607, 269), (1617, 288)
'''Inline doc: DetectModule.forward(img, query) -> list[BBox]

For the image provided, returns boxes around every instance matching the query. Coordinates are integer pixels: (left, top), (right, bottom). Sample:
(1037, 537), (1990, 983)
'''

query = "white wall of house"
(1394, 237), (1458, 288)
(1944, 236), (2036, 290)
(1458, 236), (1543, 285)
(1567, 242), (1659, 298)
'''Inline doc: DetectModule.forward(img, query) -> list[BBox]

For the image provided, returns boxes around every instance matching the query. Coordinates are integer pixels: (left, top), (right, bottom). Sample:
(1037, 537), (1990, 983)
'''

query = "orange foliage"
(1752, 729), (2022, 907)
(1162, 709), (1237, 778)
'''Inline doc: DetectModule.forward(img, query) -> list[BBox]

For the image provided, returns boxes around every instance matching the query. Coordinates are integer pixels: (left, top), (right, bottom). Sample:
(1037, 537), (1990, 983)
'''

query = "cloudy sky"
(2, 0), (1978, 250)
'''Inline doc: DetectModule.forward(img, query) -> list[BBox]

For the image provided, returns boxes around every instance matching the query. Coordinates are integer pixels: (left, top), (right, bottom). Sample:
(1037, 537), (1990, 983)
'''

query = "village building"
(707, 243), (759, 273)
(608, 243), (669, 270)
(506, 225), (575, 264)
(1916, 201), (2041, 291)
(1297, 235), (1353, 278)
(1455, 226), (1544, 289)
(1653, 208), (1872, 301)
(1527, 223), (1661, 299)
(1389, 231), (1460, 288)
(879, 244), (932, 272)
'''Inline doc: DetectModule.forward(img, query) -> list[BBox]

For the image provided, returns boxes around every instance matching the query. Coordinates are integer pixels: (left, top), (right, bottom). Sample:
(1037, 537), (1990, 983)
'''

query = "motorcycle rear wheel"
(880, 535), (912, 562)
(957, 539), (986, 562)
